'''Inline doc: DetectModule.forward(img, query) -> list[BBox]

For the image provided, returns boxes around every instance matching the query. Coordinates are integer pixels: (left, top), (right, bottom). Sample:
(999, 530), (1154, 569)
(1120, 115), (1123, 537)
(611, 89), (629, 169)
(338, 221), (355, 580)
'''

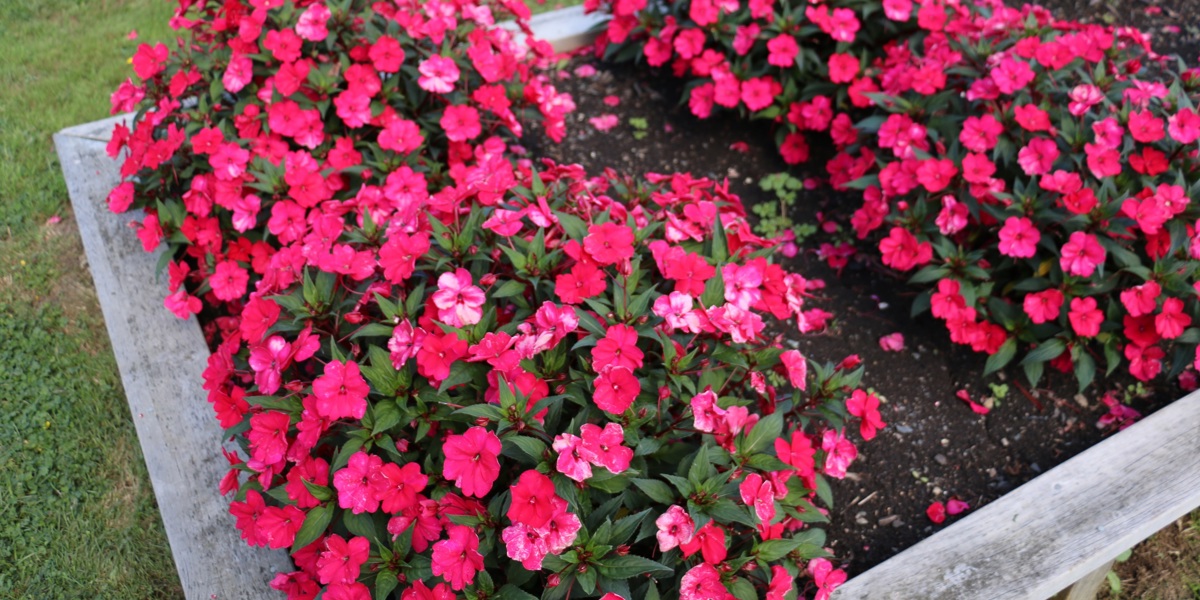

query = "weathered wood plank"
(831, 389), (1200, 600)
(1052, 559), (1115, 600)
(55, 132), (292, 599)
(507, 4), (607, 52)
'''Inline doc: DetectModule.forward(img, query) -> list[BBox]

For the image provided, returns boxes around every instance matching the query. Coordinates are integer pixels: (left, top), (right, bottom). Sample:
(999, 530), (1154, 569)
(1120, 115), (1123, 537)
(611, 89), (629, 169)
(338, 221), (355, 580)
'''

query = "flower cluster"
(107, 0), (883, 598)
(592, 0), (1200, 390)
(830, 5), (1200, 390)
(214, 163), (877, 599)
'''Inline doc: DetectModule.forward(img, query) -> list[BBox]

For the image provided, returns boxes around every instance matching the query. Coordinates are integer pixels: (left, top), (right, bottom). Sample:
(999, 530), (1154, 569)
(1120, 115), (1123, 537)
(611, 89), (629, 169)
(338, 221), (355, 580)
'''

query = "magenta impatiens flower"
(845, 389), (886, 440)
(583, 221), (635, 265)
(418, 55), (460, 93)
(1069, 297), (1104, 338)
(312, 360), (370, 420)
(551, 433), (592, 482)
(780, 349), (807, 390)
(432, 268), (486, 328)
(334, 451), (383, 514)
(441, 426), (501, 497)
(1059, 231), (1106, 278)
(680, 563), (729, 600)
(1023, 289), (1065, 324)
(997, 217), (1040, 259)
(508, 470), (558, 528)
(431, 525), (483, 591)
(316, 534), (370, 585)
(593, 366), (640, 414)
(592, 323), (644, 371)
(655, 504), (694, 551)
(821, 429), (858, 478)
(580, 422), (633, 474)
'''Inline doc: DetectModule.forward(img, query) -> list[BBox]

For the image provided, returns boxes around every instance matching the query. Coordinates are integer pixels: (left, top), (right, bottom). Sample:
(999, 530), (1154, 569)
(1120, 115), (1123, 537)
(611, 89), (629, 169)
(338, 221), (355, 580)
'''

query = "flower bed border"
(57, 5), (1200, 599)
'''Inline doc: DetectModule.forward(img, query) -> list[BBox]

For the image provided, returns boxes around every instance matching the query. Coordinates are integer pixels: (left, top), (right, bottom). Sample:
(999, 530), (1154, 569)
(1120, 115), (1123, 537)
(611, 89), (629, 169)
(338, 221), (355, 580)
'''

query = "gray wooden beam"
(55, 131), (291, 599)
(831, 389), (1200, 600)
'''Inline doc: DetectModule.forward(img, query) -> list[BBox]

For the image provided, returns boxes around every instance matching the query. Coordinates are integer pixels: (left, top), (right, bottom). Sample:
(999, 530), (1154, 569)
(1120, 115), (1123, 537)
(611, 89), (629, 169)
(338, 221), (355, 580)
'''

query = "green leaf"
(503, 436), (547, 464)
(342, 510), (377, 540)
(741, 411), (783, 455)
(492, 279), (527, 299)
(371, 399), (403, 435)
(1075, 351), (1096, 392)
(1021, 338), (1066, 364)
(631, 478), (677, 504)
(495, 584), (540, 600)
(291, 502), (333, 554)
(596, 555), (673, 580)
(728, 578), (757, 600)
(983, 337), (1017, 376)
(375, 569), (399, 600)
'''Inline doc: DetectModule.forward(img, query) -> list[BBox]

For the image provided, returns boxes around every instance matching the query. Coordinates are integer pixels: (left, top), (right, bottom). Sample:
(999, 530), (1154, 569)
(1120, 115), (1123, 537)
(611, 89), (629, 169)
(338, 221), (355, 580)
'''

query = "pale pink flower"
(655, 505), (694, 551)
(821, 429), (857, 478)
(432, 268), (486, 327)
(580, 423), (632, 474)
(551, 433), (592, 482)
(878, 333), (905, 352)
(780, 349), (807, 390)
(418, 55), (460, 93)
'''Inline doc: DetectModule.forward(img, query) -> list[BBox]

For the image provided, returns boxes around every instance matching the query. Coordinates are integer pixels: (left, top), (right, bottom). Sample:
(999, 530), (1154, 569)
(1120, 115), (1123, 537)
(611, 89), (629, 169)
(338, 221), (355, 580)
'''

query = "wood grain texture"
(505, 5), (606, 52)
(831, 389), (1200, 600)
(56, 131), (292, 599)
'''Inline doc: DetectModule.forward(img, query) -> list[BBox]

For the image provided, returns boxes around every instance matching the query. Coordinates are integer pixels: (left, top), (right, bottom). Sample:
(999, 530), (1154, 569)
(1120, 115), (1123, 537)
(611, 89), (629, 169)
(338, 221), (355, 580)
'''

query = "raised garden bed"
(59, 3), (1200, 599)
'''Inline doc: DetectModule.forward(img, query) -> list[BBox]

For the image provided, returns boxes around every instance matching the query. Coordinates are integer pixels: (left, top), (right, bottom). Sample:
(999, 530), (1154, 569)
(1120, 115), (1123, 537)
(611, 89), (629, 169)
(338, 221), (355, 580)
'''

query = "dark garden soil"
(527, 54), (1188, 576)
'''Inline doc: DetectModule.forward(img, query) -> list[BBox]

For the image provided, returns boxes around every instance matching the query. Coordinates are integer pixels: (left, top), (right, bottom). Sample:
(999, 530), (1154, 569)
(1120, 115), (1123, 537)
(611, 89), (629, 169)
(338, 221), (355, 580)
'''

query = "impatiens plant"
(831, 4), (1200, 390)
(105, 0), (886, 598)
(213, 164), (876, 599)
(591, 0), (1200, 390)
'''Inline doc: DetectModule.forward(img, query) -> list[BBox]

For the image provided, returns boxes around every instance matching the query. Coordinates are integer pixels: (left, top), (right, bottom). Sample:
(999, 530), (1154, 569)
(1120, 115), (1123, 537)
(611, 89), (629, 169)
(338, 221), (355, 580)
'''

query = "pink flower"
(1128, 110), (1165, 143)
(780, 349), (807, 390)
(211, 260), (249, 301)
(680, 521), (727, 564)
(312, 360), (370, 421)
(767, 35), (800, 67)
(418, 56), (460, 94)
(1156, 298), (1191, 339)
(593, 366), (640, 414)
(879, 227), (933, 271)
(1059, 232), (1106, 278)
(164, 288), (202, 319)
(248, 410), (291, 466)
(317, 535), (370, 585)
(248, 335), (291, 395)
(723, 263), (764, 309)
(946, 498), (970, 515)
(680, 563), (730, 600)
(508, 470), (558, 528)
(809, 558), (848, 600)
(440, 105), (481, 142)
(1121, 281), (1161, 317)
(592, 323), (644, 371)
(997, 217), (1040, 258)
(431, 525), (483, 590)
(584, 221), (635, 265)
(1024, 289), (1065, 324)
(416, 331), (468, 383)
(378, 119), (424, 154)
(846, 389), (886, 440)
(369, 36), (405, 73)
(258, 505), (305, 550)
(442, 426), (501, 497)
(738, 473), (776, 523)
(502, 523), (549, 570)
(828, 53), (859, 83)
(655, 505), (694, 551)
(1068, 84), (1103, 116)
(551, 433), (592, 482)
(936, 195), (969, 235)
(1169, 108), (1200, 144)
(878, 333), (905, 352)
(371, 462), (428, 514)
(334, 451), (383, 514)
(589, 114), (619, 131)
(916, 158), (957, 193)
(767, 565), (794, 600)
(821, 429), (857, 478)
(432, 268), (486, 328)
(827, 7), (860, 41)
(388, 321), (426, 369)
(960, 115), (1002, 152)
(295, 3), (330, 41)
(776, 430), (816, 477)
(580, 422), (633, 474)
(1068, 297), (1103, 338)
(690, 389), (726, 433)
(1017, 138), (1059, 176)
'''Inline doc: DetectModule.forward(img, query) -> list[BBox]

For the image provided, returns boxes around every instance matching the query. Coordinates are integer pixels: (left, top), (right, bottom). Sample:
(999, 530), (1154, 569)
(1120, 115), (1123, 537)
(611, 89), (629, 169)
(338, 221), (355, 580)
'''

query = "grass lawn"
(0, 0), (181, 597)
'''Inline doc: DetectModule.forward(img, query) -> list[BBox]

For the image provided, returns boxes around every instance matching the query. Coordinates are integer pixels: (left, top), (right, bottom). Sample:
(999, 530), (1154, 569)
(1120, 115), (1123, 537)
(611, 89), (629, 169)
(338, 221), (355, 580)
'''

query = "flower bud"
(547, 574), (560, 588)
(480, 273), (497, 286)
(395, 439), (409, 453)
(474, 417), (490, 427)
(344, 311), (363, 324)
(658, 386), (671, 402)
(615, 545), (630, 556)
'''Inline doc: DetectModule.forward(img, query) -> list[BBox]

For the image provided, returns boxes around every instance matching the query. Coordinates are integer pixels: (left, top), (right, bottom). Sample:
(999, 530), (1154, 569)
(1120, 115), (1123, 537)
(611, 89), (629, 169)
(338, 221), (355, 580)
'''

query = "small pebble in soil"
(895, 424), (913, 434)
(934, 454), (948, 465)
(878, 515), (900, 527)
(855, 512), (869, 526)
